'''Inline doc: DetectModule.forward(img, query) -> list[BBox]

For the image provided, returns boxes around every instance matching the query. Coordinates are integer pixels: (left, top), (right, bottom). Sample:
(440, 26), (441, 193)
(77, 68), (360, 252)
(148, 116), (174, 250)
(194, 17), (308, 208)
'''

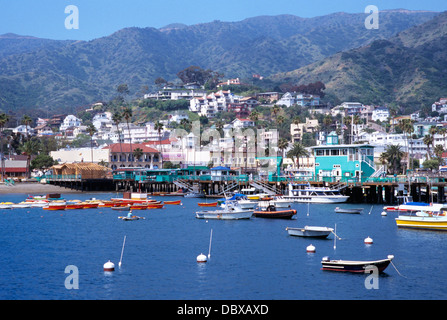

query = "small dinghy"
(334, 207), (363, 214)
(321, 255), (394, 273)
(253, 204), (296, 219)
(286, 226), (334, 238)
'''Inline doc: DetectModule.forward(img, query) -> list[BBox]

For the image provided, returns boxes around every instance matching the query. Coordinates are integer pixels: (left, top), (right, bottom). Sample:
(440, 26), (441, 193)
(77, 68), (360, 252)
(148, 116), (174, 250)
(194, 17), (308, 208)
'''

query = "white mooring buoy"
(364, 236), (373, 245)
(103, 260), (115, 272)
(306, 244), (316, 253)
(196, 253), (207, 263)
(381, 211), (387, 216)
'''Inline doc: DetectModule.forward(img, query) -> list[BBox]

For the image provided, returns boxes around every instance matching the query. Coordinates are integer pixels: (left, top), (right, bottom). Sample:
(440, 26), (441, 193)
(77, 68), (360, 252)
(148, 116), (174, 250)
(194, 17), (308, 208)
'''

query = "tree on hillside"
(112, 111), (123, 156)
(21, 115), (32, 140)
(176, 66), (222, 87)
(122, 107), (133, 165)
(86, 124), (97, 163)
(154, 121), (164, 168)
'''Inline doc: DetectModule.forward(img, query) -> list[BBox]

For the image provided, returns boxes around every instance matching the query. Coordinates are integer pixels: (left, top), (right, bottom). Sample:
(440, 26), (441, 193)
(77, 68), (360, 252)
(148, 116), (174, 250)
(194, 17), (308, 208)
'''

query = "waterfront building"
(310, 132), (375, 181)
(103, 143), (161, 170)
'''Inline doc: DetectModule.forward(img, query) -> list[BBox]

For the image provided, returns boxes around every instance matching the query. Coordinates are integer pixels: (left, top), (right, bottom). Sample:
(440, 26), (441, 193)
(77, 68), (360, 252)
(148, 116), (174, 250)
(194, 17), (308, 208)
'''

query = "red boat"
(130, 204), (148, 210)
(65, 204), (85, 210)
(147, 203), (164, 209)
(253, 205), (296, 219)
(81, 202), (99, 209)
(198, 202), (218, 207)
(43, 204), (66, 211)
(164, 200), (182, 205)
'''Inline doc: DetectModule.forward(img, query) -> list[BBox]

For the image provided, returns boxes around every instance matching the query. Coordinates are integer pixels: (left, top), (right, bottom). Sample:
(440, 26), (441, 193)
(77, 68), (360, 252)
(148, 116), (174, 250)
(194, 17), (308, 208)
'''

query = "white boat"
(395, 203), (447, 231)
(0, 202), (13, 209)
(196, 200), (253, 220)
(334, 207), (363, 214)
(283, 183), (349, 203)
(236, 199), (258, 209)
(286, 226), (334, 238)
(239, 187), (269, 200)
(184, 192), (205, 198)
(11, 202), (32, 208)
(257, 197), (293, 209)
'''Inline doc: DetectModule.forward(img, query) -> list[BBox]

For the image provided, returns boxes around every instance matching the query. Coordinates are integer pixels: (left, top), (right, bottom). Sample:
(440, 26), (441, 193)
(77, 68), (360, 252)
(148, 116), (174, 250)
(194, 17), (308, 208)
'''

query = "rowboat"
(286, 226), (334, 238)
(81, 202), (99, 209)
(118, 215), (143, 221)
(147, 203), (164, 209)
(98, 201), (115, 208)
(111, 205), (131, 211)
(334, 207), (363, 214)
(11, 202), (32, 208)
(196, 200), (253, 220)
(130, 204), (148, 210)
(65, 203), (85, 210)
(253, 205), (297, 219)
(43, 203), (66, 211)
(198, 202), (218, 207)
(163, 200), (182, 205)
(321, 255), (394, 273)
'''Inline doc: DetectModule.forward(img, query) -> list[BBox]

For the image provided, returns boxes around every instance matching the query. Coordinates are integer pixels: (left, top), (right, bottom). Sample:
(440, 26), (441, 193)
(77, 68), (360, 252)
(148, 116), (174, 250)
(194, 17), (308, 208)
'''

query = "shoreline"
(0, 182), (89, 194)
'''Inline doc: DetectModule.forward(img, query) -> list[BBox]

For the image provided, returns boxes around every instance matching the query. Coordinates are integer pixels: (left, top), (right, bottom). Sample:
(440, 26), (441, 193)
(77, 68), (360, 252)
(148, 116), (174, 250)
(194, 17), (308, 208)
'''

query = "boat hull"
(195, 211), (253, 220)
(395, 216), (447, 231)
(198, 202), (218, 207)
(286, 226), (333, 238)
(283, 196), (349, 204)
(335, 207), (363, 214)
(253, 209), (296, 219)
(321, 257), (393, 273)
(164, 200), (182, 205)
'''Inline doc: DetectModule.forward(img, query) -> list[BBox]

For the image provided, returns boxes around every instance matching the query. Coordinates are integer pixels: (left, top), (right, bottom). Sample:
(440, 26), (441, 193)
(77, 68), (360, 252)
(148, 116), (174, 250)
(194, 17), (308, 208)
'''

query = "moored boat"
(334, 207), (363, 214)
(198, 202), (218, 207)
(195, 200), (253, 220)
(0, 202), (13, 209)
(130, 203), (148, 210)
(163, 200), (182, 205)
(81, 202), (99, 209)
(321, 255), (394, 273)
(283, 183), (349, 203)
(286, 226), (334, 238)
(253, 204), (296, 219)
(395, 203), (447, 230)
(43, 203), (66, 211)
(147, 203), (164, 209)
(65, 203), (85, 210)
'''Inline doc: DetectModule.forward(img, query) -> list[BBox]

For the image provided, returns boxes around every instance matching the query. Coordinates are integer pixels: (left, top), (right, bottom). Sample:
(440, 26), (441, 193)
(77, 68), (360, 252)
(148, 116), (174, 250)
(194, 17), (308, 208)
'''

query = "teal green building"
(310, 132), (375, 181)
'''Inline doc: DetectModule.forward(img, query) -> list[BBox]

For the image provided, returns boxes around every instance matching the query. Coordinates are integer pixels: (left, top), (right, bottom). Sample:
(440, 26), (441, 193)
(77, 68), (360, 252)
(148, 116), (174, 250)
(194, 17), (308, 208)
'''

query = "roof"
(103, 143), (160, 153)
(310, 144), (374, 149)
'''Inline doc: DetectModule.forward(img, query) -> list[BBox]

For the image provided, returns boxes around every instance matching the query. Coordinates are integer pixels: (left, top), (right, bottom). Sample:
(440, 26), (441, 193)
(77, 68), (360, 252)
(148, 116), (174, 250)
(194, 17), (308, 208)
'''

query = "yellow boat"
(395, 203), (447, 231)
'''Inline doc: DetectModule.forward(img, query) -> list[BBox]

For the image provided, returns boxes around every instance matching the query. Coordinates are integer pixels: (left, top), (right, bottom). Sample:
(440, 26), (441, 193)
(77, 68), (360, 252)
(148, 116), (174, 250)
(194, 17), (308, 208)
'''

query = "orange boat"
(130, 204), (148, 210)
(43, 204), (66, 211)
(198, 202), (218, 207)
(81, 202), (99, 209)
(164, 200), (182, 205)
(98, 201), (115, 208)
(147, 203), (164, 209)
(66, 203), (85, 210)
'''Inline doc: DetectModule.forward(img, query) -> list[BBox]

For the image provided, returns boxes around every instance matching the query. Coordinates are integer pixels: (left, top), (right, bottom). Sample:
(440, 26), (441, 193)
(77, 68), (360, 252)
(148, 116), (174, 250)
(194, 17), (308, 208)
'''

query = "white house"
(372, 107), (390, 122)
(12, 125), (34, 136)
(60, 115), (82, 132)
(231, 118), (255, 129)
(92, 112), (113, 130)
(276, 92), (295, 107)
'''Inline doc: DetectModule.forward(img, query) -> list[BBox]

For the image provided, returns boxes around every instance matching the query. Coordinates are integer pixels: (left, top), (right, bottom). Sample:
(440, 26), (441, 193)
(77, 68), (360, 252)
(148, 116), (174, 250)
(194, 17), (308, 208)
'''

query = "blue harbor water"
(1, 192), (446, 300)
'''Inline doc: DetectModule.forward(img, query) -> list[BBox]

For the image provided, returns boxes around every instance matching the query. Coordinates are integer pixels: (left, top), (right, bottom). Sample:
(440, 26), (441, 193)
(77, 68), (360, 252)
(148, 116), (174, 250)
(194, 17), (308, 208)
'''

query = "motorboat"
(395, 203), (447, 230)
(42, 203), (66, 211)
(283, 183), (349, 203)
(286, 226), (334, 238)
(334, 207), (363, 214)
(195, 200), (253, 220)
(321, 255), (394, 273)
(253, 203), (296, 219)
(0, 202), (13, 209)
(184, 192), (205, 198)
(11, 202), (31, 208)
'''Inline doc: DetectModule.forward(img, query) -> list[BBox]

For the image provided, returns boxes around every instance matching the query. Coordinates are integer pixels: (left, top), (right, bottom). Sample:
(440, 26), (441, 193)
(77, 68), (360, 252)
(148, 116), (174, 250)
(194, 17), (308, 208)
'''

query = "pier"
(43, 168), (447, 204)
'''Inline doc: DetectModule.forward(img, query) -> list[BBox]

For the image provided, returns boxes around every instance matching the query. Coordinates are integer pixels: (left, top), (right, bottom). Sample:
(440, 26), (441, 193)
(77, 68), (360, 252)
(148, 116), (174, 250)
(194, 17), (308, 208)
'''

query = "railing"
(45, 174), (82, 181)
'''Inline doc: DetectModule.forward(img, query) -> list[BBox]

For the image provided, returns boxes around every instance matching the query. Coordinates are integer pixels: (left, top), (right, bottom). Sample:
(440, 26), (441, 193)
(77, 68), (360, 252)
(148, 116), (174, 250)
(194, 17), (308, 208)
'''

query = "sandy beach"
(0, 182), (86, 194)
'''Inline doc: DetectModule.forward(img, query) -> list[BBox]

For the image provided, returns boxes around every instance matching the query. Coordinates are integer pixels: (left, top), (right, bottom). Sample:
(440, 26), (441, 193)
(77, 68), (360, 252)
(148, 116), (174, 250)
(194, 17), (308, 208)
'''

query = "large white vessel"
(283, 183), (349, 203)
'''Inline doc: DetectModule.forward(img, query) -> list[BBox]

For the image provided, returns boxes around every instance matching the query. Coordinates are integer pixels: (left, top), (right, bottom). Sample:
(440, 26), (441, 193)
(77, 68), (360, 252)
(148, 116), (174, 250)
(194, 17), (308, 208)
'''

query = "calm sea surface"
(0, 192), (446, 300)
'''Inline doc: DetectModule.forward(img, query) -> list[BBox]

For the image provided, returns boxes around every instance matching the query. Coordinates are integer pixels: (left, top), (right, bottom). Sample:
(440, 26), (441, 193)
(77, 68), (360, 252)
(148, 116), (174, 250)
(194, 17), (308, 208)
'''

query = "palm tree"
(398, 119), (415, 171)
(21, 115), (32, 140)
(112, 111), (123, 160)
(0, 113), (9, 181)
(287, 142), (309, 169)
(423, 134), (434, 160)
(278, 138), (289, 158)
(122, 107), (133, 165)
(133, 147), (143, 162)
(21, 138), (41, 178)
(383, 145), (403, 175)
(154, 121), (164, 168)
(86, 124), (97, 163)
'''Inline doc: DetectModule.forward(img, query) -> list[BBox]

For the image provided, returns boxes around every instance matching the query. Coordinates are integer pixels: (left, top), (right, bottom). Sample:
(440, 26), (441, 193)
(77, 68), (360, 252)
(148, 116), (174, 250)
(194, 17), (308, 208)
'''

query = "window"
(331, 149), (339, 156)
(316, 150), (324, 156)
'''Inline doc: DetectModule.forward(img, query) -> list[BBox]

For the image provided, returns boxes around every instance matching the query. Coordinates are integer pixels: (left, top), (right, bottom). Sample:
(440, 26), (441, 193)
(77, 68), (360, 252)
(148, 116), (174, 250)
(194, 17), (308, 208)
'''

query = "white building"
(371, 107), (390, 122)
(189, 90), (238, 117)
(60, 115), (82, 132)
(276, 92), (320, 107)
(92, 112), (113, 131)
(12, 125), (34, 136)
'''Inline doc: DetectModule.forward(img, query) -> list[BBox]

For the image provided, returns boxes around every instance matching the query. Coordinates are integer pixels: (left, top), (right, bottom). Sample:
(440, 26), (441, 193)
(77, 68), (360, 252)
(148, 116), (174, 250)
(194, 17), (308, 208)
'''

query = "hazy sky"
(0, 0), (445, 40)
